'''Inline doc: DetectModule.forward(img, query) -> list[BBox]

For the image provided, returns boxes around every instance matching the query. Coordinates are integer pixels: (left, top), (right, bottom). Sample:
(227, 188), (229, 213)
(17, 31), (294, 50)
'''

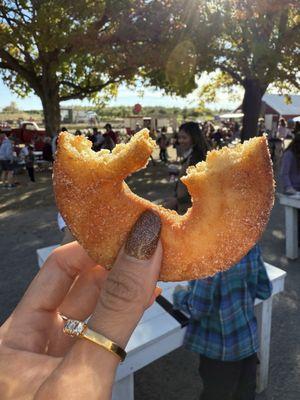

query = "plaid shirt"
(173, 245), (272, 361)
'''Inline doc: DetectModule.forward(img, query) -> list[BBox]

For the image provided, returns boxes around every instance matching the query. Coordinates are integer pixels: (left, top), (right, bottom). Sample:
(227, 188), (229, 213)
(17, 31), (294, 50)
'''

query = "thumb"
(88, 210), (162, 348)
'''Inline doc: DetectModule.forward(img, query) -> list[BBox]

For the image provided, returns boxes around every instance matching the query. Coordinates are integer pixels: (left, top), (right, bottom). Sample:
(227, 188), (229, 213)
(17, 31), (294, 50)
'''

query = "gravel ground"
(0, 150), (299, 400)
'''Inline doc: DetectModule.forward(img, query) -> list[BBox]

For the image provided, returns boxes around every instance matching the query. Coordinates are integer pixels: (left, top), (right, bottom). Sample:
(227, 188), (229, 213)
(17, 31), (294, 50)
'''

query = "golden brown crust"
(53, 130), (274, 281)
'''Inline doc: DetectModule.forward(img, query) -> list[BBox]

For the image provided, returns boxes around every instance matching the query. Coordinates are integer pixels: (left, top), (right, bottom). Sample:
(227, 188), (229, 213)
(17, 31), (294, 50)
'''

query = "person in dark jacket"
(163, 122), (210, 214)
(156, 130), (169, 163)
(104, 123), (119, 146)
(42, 137), (53, 163)
(25, 145), (35, 182)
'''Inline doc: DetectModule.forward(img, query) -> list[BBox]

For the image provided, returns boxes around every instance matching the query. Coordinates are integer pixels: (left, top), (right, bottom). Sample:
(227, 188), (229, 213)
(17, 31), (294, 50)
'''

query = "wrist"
(37, 339), (119, 400)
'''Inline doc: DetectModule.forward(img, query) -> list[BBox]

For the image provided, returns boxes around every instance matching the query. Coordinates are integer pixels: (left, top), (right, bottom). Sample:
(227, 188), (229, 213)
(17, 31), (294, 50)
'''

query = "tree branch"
(0, 5), (27, 27)
(59, 78), (118, 101)
(219, 64), (243, 84)
(15, 0), (32, 24)
(0, 61), (12, 70)
(0, 3), (35, 64)
(275, 9), (289, 52)
(0, 49), (40, 92)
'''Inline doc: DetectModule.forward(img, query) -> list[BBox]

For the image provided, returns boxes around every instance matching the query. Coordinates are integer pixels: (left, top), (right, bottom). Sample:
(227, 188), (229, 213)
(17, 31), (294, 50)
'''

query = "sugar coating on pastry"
(53, 129), (274, 281)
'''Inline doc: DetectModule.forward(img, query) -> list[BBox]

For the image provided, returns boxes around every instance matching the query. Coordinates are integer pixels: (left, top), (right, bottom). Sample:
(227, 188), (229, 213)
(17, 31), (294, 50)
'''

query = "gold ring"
(62, 318), (126, 362)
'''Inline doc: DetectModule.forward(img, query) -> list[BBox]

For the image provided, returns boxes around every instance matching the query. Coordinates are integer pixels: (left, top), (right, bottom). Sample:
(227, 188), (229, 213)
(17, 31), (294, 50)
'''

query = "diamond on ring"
(62, 318), (126, 361)
(63, 319), (86, 337)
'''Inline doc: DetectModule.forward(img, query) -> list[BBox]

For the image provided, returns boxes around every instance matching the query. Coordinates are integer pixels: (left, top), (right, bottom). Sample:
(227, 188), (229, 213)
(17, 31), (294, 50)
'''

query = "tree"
(0, 0), (168, 136)
(147, 0), (300, 140)
(2, 101), (19, 113)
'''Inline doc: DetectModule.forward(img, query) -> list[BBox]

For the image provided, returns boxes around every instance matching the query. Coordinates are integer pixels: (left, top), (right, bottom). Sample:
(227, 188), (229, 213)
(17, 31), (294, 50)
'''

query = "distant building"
(61, 108), (73, 123)
(261, 94), (300, 131)
(60, 107), (98, 125)
(235, 94), (300, 132)
(124, 115), (177, 135)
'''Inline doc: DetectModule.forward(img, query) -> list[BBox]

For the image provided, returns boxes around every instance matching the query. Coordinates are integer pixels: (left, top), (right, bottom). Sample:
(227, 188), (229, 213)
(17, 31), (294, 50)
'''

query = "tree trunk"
(240, 79), (266, 142)
(40, 81), (61, 137)
(41, 93), (60, 137)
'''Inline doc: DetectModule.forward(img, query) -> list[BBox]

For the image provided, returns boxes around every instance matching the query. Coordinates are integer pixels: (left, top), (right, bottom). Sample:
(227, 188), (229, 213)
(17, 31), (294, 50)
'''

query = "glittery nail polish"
(125, 210), (161, 260)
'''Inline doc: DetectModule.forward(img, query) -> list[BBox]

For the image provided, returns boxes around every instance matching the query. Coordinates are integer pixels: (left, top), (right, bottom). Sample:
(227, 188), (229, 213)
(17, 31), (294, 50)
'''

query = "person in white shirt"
(277, 118), (290, 140)
(19, 144), (29, 163)
(0, 132), (15, 188)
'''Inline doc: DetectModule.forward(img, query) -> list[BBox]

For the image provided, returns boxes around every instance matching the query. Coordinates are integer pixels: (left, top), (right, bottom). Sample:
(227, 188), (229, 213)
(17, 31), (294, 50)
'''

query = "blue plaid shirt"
(173, 245), (272, 361)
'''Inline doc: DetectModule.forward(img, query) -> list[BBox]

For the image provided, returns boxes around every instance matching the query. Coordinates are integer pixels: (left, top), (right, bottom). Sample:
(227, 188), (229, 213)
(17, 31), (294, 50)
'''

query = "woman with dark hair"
(164, 122), (210, 214)
(179, 122), (209, 163)
(281, 133), (300, 194)
(104, 123), (119, 145)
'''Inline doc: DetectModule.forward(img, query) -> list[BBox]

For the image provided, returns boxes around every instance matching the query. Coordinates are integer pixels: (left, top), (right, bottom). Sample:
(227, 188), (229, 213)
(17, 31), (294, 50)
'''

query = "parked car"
(1, 121), (46, 150)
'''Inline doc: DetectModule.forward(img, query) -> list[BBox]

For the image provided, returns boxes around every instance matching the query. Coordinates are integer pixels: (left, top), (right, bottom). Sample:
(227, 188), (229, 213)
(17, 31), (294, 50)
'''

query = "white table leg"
(255, 297), (273, 393)
(112, 374), (134, 400)
(285, 206), (298, 259)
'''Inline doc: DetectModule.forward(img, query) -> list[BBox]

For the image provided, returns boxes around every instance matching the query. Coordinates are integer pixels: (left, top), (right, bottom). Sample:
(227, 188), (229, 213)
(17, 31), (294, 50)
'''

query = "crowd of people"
(0, 124), (121, 189)
(1, 115), (300, 191)
(1, 116), (299, 192)
(0, 131), (46, 188)
(1, 114), (300, 399)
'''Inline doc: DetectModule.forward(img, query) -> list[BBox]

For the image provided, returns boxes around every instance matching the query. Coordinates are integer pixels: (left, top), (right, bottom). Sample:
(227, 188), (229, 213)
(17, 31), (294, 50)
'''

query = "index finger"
(19, 242), (98, 313)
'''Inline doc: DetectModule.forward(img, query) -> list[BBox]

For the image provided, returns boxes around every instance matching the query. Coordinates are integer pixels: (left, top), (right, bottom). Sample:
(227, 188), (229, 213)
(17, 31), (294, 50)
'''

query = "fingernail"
(125, 210), (161, 260)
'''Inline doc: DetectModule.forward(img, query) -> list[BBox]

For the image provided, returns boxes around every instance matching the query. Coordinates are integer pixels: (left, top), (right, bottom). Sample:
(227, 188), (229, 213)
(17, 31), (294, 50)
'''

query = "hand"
(0, 210), (162, 400)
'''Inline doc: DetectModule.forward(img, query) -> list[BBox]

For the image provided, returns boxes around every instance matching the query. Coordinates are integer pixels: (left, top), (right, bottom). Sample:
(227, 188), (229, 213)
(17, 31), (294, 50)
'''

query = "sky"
(0, 76), (240, 111)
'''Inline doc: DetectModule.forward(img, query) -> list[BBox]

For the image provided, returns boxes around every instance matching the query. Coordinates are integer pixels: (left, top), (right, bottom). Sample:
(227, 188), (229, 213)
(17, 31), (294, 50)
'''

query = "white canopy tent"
(219, 112), (244, 119)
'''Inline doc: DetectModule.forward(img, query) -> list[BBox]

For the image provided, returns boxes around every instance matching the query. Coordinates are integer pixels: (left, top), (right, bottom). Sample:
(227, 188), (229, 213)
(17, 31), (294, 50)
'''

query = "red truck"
(1, 121), (46, 150)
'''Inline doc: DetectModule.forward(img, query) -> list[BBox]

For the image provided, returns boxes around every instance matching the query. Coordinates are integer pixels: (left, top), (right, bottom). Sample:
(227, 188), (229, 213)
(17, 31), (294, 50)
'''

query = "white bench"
(278, 193), (300, 259)
(36, 246), (286, 396)
(37, 245), (58, 267)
